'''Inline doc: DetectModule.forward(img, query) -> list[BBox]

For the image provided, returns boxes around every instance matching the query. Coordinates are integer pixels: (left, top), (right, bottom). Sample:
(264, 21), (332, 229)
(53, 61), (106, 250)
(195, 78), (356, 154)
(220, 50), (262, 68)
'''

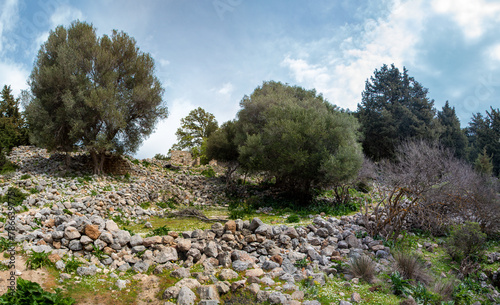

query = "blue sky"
(1, 0), (500, 158)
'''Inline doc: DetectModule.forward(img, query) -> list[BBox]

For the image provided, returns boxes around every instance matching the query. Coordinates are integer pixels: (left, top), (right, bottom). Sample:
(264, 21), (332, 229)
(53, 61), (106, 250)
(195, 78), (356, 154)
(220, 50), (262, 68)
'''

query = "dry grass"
(393, 251), (431, 284)
(347, 255), (377, 284)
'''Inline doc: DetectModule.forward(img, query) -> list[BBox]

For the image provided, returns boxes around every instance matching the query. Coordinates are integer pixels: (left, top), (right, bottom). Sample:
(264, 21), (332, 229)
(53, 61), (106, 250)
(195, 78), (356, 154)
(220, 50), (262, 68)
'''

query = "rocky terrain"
(1, 146), (499, 305)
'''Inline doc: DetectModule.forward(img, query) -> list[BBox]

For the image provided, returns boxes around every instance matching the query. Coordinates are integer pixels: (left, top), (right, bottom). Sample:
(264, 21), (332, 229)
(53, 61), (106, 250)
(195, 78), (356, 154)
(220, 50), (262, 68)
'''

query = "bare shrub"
(347, 255), (377, 284)
(393, 251), (431, 285)
(362, 140), (500, 239)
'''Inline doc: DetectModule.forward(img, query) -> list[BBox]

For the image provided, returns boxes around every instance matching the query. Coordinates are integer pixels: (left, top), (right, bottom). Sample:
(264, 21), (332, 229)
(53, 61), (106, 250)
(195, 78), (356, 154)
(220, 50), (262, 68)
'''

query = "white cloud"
(34, 5), (84, 54)
(135, 98), (196, 159)
(0, 60), (29, 96)
(431, 0), (500, 40)
(0, 0), (19, 53)
(216, 82), (234, 96)
(282, 0), (427, 110)
(487, 43), (500, 62)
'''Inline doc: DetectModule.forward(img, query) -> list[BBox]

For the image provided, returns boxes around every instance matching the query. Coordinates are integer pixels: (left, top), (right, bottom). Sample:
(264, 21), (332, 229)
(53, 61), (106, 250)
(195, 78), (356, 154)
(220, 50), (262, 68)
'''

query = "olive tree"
(207, 81), (363, 199)
(25, 21), (167, 174)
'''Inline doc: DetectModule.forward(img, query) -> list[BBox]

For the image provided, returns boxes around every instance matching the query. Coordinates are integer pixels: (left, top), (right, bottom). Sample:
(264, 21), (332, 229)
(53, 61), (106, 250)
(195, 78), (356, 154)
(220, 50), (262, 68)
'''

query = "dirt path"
(0, 251), (57, 295)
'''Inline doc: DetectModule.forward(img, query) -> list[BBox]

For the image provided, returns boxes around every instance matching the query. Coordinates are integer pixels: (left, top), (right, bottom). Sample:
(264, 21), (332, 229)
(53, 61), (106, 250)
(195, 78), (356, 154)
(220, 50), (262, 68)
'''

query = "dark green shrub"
(201, 167), (216, 178)
(20, 174), (31, 180)
(286, 214), (300, 223)
(0, 187), (26, 206)
(446, 222), (487, 262)
(0, 277), (75, 304)
(0, 153), (17, 174)
(154, 153), (169, 161)
(411, 282), (441, 304)
(387, 271), (413, 296)
(147, 225), (170, 237)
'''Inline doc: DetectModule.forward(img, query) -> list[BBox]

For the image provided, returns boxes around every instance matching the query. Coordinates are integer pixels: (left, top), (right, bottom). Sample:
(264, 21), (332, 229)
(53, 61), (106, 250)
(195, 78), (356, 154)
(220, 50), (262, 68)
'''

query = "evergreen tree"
(437, 101), (467, 159)
(467, 107), (500, 176)
(474, 147), (493, 176)
(0, 85), (28, 156)
(357, 64), (439, 161)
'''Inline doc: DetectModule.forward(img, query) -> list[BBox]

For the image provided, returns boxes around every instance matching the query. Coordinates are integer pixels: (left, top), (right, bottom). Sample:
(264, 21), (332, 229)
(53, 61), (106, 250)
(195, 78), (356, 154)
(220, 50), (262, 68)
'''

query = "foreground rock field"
(1, 146), (499, 305)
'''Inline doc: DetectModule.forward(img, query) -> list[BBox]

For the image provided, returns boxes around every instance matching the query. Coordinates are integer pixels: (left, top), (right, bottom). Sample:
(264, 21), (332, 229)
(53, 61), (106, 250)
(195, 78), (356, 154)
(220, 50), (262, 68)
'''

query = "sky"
(1, 0), (500, 159)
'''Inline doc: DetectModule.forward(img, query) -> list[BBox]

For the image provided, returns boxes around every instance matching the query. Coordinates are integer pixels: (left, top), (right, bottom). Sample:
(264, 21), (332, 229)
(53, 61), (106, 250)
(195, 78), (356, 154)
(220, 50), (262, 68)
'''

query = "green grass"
(0, 278), (75, 305)
(25, 251), (54, 270)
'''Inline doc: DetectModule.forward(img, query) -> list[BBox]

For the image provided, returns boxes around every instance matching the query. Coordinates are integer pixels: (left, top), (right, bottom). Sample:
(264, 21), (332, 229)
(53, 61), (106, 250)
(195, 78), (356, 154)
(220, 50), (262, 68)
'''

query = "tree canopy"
(207, 81), (363, 198)
(466, 107), (500, 176)
(437, 101), (467, 159)
(0, 85), (28, 156)
(357, 64), (439, 161)
(172, 107), (218, 159)
(24, 21), (167, 174)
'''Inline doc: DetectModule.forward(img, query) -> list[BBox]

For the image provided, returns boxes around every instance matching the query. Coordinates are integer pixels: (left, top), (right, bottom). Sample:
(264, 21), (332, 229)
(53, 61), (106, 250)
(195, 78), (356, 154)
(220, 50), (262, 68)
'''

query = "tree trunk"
(90, 150), (105, 175)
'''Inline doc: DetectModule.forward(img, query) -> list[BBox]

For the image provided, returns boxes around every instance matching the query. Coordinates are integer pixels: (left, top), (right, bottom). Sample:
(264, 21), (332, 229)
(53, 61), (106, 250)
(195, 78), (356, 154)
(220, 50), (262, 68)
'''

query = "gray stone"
(163, 286), (181, 299)
(303, 301), (322, 305)
(338, 240), (349, 249)
(55, 260), (65, 271)
(219, 269), (238, 280)
(64, 226), (81, 240)
(69, 240), (83, 251)
(117, 263), (131, 272)
(177, 239), (192, 252)
(268, 291), (288, 304)
(255, 224), (271, 236)
(130, 234), (143, 247)
(99, 231), (114, 244)
(232, 260), (249, 272)
(338, 301), (353, 305)
(132, 245), (146, 253)
(204, 241), (218, 258)
(197, 285), (219, 300)
(155, 247), (178, 263)
(346, 235), (360, 248)
(249, 218), (264, 232)
(77, 265), (97, 276)
(133, 261), (150, 273)
(262, 260), (280, 270)
(80, 235), (93, 245)
(105, 220), (119, 232)
(177, 286), (196, 305)
(171, 267), (191, 279)
(113, 230), (131, 246)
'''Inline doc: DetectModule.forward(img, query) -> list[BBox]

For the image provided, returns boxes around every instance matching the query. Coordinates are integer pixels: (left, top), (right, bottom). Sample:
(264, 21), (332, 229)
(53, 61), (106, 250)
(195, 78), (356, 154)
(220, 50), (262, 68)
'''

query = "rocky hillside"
(1, 146), (499, 305)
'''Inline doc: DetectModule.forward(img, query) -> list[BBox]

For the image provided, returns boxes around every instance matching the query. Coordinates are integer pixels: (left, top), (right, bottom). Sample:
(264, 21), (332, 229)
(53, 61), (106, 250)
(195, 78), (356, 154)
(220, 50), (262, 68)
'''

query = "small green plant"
(0, 187), (27, 206)
(228, 199), (253, 220)
(64, 256), (84, 273)
(157, 199), (176, 209)
(25, 251), (53, 270)
(20, 174), (31, 180)
(131, 159), (140, 165)
(0, 237), (13, 252)
(147, 225), (170, 237)
(387, 271), (413, 296)
(201, 167), (216, 178)
(0, 277), (75, 304)
(347, 255), (376, 283)
(92, 244), (106, 260)
(0, 154), (17, 174)
(154, 153), (169, 161)
(286, 214), (300, 223)
(123, 172), (131, 181)
(294, 257), (309, 269)
(411, 282), (440, 304)
(90, 190), (99, 197)
(141, 160), (151, 167)
(139, 202), (151, 209)
(30, 187), (40, 194)
(446, 222), (487, 263)
(63, 209), (73, 215)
